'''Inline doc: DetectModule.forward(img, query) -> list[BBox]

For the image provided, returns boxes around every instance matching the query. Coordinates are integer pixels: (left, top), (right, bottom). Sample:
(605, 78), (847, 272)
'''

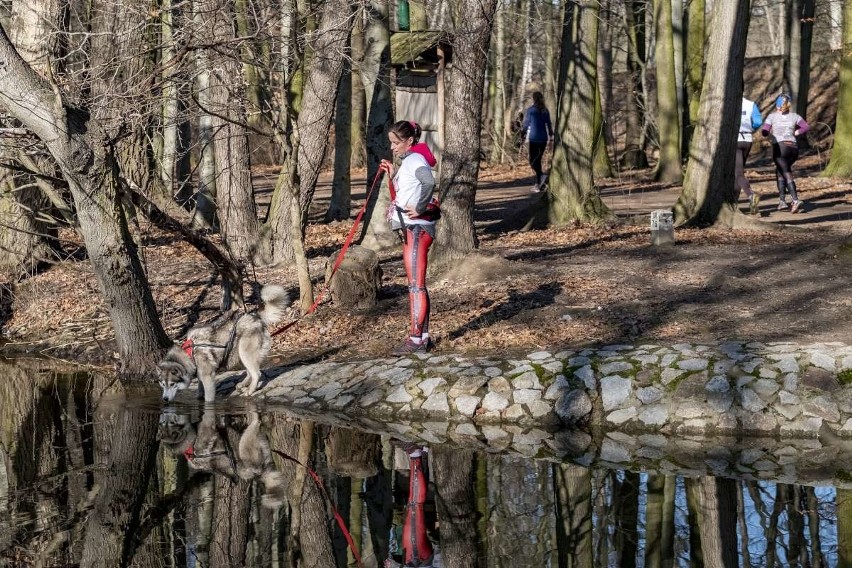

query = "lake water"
(0, 362), (847, 567)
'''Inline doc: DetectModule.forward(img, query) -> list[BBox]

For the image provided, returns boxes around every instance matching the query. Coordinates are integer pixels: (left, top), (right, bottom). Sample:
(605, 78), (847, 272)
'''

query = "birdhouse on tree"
(390, 30), (452, 166)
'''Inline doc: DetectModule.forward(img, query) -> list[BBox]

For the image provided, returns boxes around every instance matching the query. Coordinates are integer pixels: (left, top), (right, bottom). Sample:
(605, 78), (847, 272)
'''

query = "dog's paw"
(234, 382), (258, 396)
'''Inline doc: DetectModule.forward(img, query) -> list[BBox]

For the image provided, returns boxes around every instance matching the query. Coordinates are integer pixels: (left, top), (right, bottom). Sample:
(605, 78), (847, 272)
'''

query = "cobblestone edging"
(254, 341), (852, 438)
(225, 340), (852, 486)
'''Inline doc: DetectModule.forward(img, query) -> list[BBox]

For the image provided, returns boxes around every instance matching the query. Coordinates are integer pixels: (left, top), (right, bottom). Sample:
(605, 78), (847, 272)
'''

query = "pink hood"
(409, 142), (437, 167)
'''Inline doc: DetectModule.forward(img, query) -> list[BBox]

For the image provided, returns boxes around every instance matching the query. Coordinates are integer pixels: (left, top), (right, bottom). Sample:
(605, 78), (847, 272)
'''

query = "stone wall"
(254, 341), (852, 439)
(208, 340), (852, 486)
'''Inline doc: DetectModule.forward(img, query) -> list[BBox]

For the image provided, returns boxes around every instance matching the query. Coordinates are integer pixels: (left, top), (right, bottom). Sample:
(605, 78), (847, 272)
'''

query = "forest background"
(0, 0), (851, 373)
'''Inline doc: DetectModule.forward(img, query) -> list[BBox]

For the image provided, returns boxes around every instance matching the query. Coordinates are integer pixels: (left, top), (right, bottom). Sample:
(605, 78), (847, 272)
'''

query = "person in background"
(380, 121), (437, 355)
(760, 94), (810, 214)
(510, 111), (525, 155)
(521, 91), (553, 192)
(738, 96), (763, 215)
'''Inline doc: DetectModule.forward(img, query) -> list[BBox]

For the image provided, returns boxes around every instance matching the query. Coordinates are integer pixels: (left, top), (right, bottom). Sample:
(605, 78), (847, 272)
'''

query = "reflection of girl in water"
(386, 444), (438, 568)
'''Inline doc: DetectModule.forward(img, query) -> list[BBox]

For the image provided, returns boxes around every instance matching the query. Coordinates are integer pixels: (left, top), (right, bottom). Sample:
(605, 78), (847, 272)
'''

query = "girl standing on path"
(521, 91), (553, 192)
(380, 121), (437, 355)
(760, 94), (811, 213)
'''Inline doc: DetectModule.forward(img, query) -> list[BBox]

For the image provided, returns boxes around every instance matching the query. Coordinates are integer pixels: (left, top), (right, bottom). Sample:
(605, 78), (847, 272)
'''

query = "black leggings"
(772, 142), (800, 201)
(528, 141), (547, 183)
(772, 142), (799, 180)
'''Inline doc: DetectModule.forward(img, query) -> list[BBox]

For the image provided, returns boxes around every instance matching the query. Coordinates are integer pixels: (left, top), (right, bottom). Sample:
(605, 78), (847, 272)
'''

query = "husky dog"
(158, 407), (287, 509)
(158, 285), (291, 402)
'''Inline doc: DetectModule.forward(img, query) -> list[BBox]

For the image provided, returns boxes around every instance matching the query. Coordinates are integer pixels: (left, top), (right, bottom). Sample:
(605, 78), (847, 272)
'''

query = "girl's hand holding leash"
(379, 159), (395, 177)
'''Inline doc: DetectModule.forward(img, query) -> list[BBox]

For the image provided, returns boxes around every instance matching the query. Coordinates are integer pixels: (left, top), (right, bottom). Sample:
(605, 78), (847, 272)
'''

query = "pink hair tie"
(409, 120), (418, 129)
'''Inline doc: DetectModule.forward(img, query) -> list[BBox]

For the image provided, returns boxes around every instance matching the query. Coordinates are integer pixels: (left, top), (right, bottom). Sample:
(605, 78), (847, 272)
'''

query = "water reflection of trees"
(0, 367), (845, 566)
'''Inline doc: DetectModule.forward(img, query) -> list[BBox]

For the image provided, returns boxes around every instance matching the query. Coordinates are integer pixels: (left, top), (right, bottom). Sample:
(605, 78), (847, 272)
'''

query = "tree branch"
(121, 180), (246, 310)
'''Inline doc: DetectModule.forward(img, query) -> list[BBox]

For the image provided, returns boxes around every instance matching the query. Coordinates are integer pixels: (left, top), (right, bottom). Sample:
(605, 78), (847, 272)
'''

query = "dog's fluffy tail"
(259, 285), (292, 326)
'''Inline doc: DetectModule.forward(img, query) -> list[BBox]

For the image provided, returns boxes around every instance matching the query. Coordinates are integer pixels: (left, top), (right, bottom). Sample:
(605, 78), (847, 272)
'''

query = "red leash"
(272, 449), (364, 567)
(272, 169), (386, 337)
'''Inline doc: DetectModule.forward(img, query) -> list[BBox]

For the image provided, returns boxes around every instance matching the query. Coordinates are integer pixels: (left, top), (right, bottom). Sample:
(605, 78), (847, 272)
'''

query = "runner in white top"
(738, 97), (763, 214)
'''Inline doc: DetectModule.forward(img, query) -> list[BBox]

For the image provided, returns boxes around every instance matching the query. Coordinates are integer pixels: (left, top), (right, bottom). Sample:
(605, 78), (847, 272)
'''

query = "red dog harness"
(181, 338), (194, 359)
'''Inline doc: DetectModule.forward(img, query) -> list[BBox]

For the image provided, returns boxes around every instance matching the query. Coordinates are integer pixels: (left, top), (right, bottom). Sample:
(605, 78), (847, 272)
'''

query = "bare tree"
(544, 0), (613, 225)
(327, 57), (353, 222)
(0, 0), (61, 280)
(434, 0), (498, 263)
(555, 463), (593, 567)
(673, 0), (751, 227)
(265, 0), (354, 263)
(432, 447), (478, 566)
(359, 0), (396, 252)
(653, 0), (683, 183)
(197, 0), (264, 262)
(823, 0), (852, 176)
(696, 476), (738, 568)
(0, 18), (169, 371)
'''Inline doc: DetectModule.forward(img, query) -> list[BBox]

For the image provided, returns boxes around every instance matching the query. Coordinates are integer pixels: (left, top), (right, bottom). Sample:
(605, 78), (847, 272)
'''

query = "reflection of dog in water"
(158, 285), (292, 402)
(158, 407), (287, 509)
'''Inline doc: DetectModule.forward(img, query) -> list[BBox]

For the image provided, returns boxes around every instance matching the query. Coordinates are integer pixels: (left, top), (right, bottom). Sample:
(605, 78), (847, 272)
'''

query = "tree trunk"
(266, 0), (353, 262)
(786, 0), (816, 126)
(542, 0), (560, 126)
(545, 0), (613, 225)
(685, 478), (704, 566)
(512, 0), (533, 116)
(597, 0), (615, 171)
(159, 0), (181, 198)
(683, 0), (705, 154)
(0, 0), (61, 283)
(653, 0), (683, 183)
(0, 170), (56, 279)
(823, 0), (852, 176)
(364, 445), (393, 563)
(80, 384), (160, 567)
(613, 471), (639, 568)
(350, 9), (367, 169)
(805, 487), (824, 568)
(671, 0), (685, 160)
(644, 475), (675, 568)
(593, 80), (613, 178)
(327, 56), (353, 222)
(837, 488), (852, 565)
(267, 418), (336, 568)
(296, 0), (354, 217)
(433, 0), (498, 264)
(326, 428), (380, 478)
(359, 0), (396, 252)
(696, 476), (738, 568)
(210, 440), (251, 567)
(490, 4), (507, 164)
(737, 482), (752, 568)
(673, 0), (750, 227)
(192, 3), (218, 230)
(621, 0), (649, 169)
(554, 463), (592, 568)
(432, 447), (478, 566)
(485, 456), (554, 565)
(201, 0), (263, 262)
(0, 23), (169, 372)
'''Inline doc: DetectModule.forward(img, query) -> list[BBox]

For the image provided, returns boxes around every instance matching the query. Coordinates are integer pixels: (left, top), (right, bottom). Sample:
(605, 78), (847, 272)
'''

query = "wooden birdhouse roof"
(390, 30), (452, 68)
